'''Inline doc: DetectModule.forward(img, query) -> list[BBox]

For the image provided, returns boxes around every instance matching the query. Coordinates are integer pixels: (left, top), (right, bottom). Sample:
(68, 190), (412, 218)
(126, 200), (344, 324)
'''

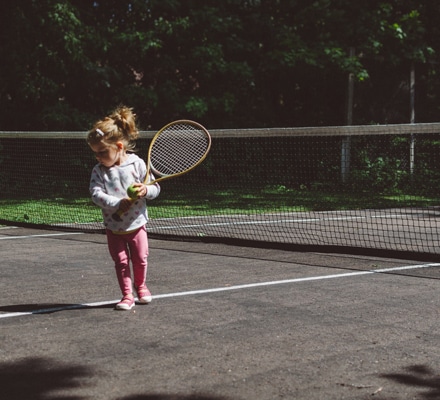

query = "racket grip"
(111, 199), (135, 221)
(111, 210), (123, 222)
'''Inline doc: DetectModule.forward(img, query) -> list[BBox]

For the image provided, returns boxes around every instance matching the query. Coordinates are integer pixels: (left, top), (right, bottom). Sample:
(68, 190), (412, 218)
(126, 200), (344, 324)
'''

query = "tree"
(0, 1), (97, 129)
(1, 1), (439, 130)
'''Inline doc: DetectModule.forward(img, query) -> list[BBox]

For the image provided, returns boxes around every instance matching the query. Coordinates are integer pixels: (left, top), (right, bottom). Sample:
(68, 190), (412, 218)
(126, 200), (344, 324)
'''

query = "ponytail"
(87, 105), (139, 151)
(110, 106), (139, 142)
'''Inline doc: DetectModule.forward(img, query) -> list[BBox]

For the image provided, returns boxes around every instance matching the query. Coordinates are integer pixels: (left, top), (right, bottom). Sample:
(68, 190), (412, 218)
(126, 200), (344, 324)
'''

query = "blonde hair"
(87, 106), (139, 151)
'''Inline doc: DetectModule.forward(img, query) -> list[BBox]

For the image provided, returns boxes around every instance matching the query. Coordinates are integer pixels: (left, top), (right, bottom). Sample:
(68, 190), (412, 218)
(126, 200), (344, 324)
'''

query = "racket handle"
(111, 210), (123, 222)
(111, 199), (135, 221)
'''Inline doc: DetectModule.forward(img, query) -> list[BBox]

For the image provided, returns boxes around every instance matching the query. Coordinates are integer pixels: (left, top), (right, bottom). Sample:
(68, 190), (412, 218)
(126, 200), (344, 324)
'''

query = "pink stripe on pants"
(106, 226), (149, 296)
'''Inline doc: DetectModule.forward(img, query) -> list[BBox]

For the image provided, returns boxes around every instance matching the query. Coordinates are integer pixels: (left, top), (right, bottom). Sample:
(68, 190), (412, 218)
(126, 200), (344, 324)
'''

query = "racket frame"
(144, 119), (212, 185)
(112, 119), (211, 221)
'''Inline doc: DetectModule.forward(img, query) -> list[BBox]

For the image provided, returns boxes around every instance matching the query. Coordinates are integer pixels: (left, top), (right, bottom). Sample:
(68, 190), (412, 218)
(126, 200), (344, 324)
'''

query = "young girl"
(87, 106), (160, 311)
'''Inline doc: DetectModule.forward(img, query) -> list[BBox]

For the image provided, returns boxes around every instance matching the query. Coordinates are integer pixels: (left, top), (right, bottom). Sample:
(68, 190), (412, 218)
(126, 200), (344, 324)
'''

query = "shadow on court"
(0, 303), (114, 314)
(2, 357), (440, 400)
(0, 358), (234, 400)
(380, 365), (440, 399)
(0, 358), (93, 400)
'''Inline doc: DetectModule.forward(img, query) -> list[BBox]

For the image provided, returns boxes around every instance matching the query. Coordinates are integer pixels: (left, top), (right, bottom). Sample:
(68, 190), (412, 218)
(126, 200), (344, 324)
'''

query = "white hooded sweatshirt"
(89, 153), (160, 232)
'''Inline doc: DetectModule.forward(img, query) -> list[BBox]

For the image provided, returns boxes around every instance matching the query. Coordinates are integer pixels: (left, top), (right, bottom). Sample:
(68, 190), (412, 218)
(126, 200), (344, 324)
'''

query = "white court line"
(150, 213), (403, 231)
(0, 263), (438, 320)
(0, 232), (84, 240)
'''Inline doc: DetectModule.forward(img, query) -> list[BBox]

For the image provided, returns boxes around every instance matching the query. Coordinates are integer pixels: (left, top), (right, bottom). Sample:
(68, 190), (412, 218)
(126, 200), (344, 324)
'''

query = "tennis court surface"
(1, 225), (439, 400)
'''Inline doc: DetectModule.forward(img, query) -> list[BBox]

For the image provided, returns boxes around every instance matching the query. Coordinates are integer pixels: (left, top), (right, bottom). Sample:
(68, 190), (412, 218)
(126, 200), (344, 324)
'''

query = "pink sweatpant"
(106, 226), (149, 296)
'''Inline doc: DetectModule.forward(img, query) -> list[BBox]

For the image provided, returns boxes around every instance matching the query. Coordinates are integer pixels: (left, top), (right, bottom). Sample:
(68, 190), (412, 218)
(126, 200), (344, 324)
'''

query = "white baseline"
(0, 263), (438, 319)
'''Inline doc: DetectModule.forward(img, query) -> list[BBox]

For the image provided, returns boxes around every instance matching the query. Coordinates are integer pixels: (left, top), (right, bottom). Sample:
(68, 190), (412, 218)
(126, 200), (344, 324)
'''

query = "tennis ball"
(127, 184), (139, 200)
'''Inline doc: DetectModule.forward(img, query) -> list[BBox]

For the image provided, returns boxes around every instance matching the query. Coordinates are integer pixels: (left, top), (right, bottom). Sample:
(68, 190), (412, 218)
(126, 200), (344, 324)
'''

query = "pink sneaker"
(136, 286), (152, 304)
(115, 295), (135, 311)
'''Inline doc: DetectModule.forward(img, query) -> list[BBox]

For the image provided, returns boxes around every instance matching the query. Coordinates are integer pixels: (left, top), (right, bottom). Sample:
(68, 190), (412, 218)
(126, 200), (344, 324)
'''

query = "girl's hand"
(131, 182), (148, 197)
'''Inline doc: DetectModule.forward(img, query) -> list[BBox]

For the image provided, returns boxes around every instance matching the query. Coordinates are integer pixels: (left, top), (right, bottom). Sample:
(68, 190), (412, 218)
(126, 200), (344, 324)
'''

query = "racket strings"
(150, 124), (210, 176)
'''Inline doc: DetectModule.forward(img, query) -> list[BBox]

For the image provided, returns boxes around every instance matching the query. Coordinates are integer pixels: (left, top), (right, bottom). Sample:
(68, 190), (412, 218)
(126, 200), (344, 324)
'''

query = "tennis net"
(1, 123), (440, 258)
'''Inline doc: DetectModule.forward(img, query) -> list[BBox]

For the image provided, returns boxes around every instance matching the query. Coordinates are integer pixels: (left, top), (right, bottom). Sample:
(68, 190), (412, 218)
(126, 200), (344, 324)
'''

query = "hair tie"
(96, 129), (105, 137)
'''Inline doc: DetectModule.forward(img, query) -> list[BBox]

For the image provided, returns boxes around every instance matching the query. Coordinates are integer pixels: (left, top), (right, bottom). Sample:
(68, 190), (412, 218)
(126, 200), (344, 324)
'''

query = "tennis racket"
(112, 120), (211, 221)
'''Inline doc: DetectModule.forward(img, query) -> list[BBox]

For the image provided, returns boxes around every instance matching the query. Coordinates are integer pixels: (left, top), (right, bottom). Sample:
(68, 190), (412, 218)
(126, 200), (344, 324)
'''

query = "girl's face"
(90, 142), (125, 167)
